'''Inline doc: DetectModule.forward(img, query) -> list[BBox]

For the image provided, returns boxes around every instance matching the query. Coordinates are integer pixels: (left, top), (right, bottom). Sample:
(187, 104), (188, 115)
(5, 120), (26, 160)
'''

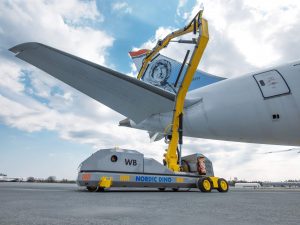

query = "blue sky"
(1, 0), (300, 181)
(93, 0), (194, 73)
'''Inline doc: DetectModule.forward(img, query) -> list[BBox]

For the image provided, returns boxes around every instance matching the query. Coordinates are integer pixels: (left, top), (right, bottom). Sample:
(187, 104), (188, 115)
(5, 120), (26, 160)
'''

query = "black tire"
(86, 186), (97, 192)
(158, 188), (165, 191)
(97, 187), (105, 192)
(172, 188), (179, 192)
(198, 177), (212, 192)
(217, 178), (229, 192)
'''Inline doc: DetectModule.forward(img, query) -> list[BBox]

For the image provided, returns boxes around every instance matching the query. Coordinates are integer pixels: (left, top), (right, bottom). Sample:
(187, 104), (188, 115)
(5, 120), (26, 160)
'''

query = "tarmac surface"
(0, 182), (299, 225)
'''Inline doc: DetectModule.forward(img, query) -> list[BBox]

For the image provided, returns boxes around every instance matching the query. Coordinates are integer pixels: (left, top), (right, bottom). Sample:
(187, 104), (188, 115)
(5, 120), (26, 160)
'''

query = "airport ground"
(0, 182), (299, 225)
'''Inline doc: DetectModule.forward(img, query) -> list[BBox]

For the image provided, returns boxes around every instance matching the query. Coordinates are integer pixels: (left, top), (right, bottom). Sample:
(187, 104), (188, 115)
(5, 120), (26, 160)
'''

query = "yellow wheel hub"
(203, 179), (211, 190)
(220, 180), (228, 190)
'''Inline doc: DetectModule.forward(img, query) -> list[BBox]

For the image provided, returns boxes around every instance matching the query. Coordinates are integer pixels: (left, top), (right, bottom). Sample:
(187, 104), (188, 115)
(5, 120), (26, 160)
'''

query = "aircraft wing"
(9, 42), (176, 123)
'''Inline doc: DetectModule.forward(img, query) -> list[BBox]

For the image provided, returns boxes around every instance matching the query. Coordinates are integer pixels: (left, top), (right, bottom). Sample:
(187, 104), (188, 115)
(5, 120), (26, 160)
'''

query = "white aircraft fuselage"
(131, 61), (300, 146)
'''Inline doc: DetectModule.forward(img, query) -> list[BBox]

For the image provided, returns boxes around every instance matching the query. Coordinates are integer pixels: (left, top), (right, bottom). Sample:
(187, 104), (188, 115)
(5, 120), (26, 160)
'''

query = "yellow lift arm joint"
(137, 10), (204, 80)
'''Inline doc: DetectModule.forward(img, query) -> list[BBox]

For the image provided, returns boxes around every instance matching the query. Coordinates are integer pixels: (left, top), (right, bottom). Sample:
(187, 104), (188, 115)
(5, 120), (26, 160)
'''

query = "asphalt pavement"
(0, 182), (299, 225)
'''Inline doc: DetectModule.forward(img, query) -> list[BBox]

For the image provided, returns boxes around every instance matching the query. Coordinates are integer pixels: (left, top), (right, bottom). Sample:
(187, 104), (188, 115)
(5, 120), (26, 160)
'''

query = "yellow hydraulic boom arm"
(137, 10), (209, 172)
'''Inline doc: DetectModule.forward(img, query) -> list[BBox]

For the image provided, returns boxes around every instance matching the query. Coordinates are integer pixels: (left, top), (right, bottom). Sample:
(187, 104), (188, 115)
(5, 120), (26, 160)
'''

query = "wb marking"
(125, 159), (137, 166)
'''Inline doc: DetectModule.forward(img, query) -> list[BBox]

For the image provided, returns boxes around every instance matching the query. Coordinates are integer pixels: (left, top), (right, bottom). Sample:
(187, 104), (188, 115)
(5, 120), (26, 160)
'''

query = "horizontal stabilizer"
(10, 42), (177, 123)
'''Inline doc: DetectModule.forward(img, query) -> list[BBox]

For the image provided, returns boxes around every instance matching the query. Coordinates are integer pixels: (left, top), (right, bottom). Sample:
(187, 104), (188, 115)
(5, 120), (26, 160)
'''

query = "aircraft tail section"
(129, 50), (226, 93)
(129, 49), (150, 72)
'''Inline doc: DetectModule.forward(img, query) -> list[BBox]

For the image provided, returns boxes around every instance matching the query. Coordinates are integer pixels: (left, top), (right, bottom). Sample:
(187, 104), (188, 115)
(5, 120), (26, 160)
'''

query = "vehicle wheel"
(217, 178), (229, 192)
(86, 186), (97, 192)
(172, 188), (179, 191)
(158, 188), (165, 191)
(198, 177), (212, 192)
(97, 187), (105, 192)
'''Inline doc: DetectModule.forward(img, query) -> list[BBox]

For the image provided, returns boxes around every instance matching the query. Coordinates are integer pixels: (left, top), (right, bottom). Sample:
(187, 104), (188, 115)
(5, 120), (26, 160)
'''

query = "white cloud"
(112, 2), (132, 14)
(139, 26), (174, 50)
(0, 1), (119, 146)
(50, 0), (104, 23)
(0, 0), (113, 65)
(176, 0), (188, 18)
(0, 56), (24, 93)
(186, 0), (300, 76)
